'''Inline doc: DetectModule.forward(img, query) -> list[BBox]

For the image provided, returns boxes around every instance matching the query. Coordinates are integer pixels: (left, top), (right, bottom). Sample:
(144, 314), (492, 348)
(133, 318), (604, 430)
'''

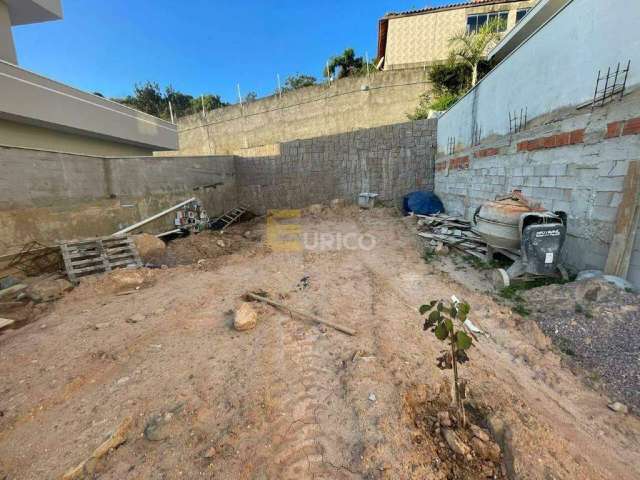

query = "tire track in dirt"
(266, 321), (337, 479)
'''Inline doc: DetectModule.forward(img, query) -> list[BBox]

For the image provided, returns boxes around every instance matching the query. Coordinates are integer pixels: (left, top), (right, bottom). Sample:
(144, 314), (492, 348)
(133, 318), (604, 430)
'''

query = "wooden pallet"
(60, 235), (142, 284)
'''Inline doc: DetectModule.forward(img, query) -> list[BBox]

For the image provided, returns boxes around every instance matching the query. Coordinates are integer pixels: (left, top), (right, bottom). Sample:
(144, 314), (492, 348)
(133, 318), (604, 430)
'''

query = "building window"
(516, 8), (530, 23)
(467, 11), (508, 33)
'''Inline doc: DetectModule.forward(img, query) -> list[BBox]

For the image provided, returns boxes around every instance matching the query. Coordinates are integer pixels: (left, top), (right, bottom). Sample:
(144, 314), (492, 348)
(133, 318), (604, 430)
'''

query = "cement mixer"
(473, 190), (569, 288)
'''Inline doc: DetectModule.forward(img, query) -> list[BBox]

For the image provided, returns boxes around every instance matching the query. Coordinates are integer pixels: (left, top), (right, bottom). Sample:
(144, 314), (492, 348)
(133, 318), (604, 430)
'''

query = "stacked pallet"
(416, 214), (488, 259)
(60, 235), (142, 284)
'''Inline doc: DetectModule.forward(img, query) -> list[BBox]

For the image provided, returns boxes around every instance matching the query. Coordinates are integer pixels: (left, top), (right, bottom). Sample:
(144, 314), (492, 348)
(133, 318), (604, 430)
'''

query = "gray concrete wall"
(437, 0), (640, 153)
(0, 120), (436, 255)
(176, 68), (431, 155)
(0, 147), (237, 253)
(435, 88), (640, 286)
(236, 120), (437, 212)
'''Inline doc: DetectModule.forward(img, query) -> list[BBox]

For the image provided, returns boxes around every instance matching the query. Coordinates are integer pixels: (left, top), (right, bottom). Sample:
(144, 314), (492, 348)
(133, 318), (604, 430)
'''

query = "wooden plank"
(0, 284), (28, 300)
(69, 257), (107, 268)
(604, 160), (640, 278)
(0, 318), (15, 330)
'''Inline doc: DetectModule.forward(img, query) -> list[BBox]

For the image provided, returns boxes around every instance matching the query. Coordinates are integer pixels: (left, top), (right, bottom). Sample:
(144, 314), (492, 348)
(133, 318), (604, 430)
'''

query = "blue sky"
(13, 0), (451, 103)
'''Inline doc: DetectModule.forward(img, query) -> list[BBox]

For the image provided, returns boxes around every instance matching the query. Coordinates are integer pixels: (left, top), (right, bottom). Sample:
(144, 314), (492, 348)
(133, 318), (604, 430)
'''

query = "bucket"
(358, 193), (379, 209)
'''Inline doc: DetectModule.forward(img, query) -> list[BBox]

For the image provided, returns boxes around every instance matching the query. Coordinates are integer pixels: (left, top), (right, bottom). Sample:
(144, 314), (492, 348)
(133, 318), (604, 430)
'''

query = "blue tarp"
(403, 191), (444, 215)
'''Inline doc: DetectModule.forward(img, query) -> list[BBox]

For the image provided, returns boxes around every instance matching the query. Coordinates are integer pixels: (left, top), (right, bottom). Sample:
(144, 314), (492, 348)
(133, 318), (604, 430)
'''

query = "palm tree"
(449, 19), (503, 87)
(325, 48), (364, 79)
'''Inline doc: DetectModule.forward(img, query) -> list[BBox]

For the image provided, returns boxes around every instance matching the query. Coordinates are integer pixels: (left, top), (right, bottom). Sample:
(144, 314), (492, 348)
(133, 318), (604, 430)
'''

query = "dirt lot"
(1, 207), (639, 479)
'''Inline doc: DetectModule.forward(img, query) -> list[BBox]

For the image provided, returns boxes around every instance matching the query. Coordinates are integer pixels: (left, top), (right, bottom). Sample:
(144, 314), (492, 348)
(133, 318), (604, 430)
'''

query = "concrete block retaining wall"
(0, 147), (237, 253)
(176, 68), (431, 156)
(435, 90), (640, 286)
(0, 119), (436, 254)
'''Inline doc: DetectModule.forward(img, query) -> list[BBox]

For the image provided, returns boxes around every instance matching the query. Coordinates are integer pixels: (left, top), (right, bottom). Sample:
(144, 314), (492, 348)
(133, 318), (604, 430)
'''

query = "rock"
(133, 234), (166, 263)
(106, 269), (148, 292)
(234, 303), (258, 331)
(608, 401), (628, 413)
(93, 322), (111, 330)
(486, 442), (501, 463)
(0, 283), (28, 300)
(435, 243), (450, 256)
(29, 278), (73, 302)
(437, 411), (452, 427)
(127, 313), (145, 324)
(308, 204), (324, 216)
(405, 384), (429, 410)
(116, 376), (130, 385)
(330, 199), (346, 209)
(442, 428), (470, 456)
(368, 393), (377, 402)
(470, 424), (491, 442)
(216, 240), (226, 248)
(203, 446), (217, 458)
(470, 437), (491, 459)
(243, 230), (253, 239)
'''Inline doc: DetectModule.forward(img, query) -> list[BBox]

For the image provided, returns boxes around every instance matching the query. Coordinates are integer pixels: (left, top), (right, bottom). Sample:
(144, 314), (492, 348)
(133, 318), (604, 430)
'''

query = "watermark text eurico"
(266, 209), (377, 252)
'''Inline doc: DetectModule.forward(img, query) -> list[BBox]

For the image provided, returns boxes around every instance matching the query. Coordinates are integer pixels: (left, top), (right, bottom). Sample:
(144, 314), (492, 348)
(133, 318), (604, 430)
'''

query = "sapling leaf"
(419, 301), (437, 314)
(423, 318), (436, 330)
(444, 318), (454, 333)
(429, 310), (441, 324)
(456, 331), (473, 350)
(458, 302), (470, 317)
(435, 321), (449, 340)
(437, 302), (444, 312)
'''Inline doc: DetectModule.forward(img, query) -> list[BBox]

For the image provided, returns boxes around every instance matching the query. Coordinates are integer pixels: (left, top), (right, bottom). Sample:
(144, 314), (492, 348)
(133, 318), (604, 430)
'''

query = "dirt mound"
(159, 221), (264, 266)
(524, 277), (640, 411)
(405, 383), (508, 479)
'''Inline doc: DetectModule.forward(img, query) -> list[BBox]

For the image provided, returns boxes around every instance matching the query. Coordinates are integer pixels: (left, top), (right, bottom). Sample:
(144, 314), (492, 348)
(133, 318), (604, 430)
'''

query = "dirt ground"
(1, 207), (639, 479)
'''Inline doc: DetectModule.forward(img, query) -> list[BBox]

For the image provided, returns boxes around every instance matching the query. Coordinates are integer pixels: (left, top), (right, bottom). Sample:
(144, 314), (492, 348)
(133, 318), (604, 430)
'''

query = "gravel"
(523, 278), (640, 413)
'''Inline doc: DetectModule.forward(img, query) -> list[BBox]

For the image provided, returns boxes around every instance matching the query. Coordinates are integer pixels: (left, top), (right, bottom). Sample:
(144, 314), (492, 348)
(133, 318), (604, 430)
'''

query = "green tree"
(165, 85), (194, 118)
(282, 74), (317, 91)
(325, 48), (365, 79)
(420, 299), (474, 428)
(113, 83), (227, 120)
(449, 19), (503, 87)
(191, 94), (228, 114)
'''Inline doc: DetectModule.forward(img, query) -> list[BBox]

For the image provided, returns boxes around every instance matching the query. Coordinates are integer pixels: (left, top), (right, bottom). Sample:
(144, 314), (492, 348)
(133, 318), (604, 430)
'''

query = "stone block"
(540, 177), (556, 187)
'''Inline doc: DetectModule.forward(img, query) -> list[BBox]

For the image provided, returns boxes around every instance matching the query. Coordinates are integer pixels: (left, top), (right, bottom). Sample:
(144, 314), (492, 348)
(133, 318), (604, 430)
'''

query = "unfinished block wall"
(0, 119), (436, 256)
(435, 89), (640, 285)
(236, 119), (436, 211)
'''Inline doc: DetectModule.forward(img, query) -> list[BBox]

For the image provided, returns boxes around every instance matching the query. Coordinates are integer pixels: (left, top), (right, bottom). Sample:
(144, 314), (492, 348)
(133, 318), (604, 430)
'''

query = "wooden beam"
(0, 318), (15, 330)
(246, 293), (356, 336)
(604, 160), (640, 278)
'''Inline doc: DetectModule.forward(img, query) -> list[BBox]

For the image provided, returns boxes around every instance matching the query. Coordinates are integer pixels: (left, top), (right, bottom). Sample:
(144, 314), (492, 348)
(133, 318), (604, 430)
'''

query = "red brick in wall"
(622, 117), (640, 136)
(517, 129), (585, 152)
(449, 156), (470, 170)
(474, 147), (499, 158)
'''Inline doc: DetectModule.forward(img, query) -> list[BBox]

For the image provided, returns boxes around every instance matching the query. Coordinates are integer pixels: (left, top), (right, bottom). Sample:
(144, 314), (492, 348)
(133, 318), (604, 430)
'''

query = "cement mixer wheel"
(492, 268), (511, 289)
(557, 264), (569, 281)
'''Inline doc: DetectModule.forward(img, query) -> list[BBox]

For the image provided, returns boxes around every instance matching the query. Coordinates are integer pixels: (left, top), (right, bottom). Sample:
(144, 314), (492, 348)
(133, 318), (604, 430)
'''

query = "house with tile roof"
(377, 0), (537, 70)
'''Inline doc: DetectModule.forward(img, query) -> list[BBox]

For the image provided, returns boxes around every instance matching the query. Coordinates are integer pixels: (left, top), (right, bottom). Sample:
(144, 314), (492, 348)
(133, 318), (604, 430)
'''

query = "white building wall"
(437, 0), (640, 152)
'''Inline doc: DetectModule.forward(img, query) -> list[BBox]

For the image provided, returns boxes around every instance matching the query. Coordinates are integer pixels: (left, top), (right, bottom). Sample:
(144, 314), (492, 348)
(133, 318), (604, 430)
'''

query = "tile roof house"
(377, 0), (537, 70)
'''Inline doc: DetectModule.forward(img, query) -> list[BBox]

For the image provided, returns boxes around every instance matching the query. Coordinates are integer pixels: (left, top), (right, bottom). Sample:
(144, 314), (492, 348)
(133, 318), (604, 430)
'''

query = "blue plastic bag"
(403, 191), (444, 215)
